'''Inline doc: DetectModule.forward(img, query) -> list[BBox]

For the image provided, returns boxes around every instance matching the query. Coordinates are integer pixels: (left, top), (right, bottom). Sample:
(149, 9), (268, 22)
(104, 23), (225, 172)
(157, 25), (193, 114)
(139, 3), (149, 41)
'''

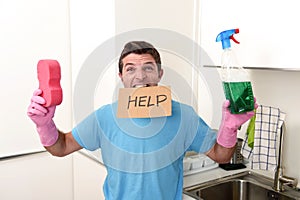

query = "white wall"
(114, 0), (223, 128)
(249, 69), (300, 184)
(70, 0), (115, 116)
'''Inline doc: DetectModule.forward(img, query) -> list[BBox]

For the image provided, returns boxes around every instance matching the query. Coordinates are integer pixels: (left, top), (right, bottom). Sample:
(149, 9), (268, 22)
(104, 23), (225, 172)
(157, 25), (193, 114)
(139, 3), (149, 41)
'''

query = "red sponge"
(37, 59), (63, 107)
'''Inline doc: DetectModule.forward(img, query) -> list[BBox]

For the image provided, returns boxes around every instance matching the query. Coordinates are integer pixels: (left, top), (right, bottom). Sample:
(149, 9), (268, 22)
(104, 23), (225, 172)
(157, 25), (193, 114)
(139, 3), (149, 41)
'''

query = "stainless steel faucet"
(273, 123), (298, 191)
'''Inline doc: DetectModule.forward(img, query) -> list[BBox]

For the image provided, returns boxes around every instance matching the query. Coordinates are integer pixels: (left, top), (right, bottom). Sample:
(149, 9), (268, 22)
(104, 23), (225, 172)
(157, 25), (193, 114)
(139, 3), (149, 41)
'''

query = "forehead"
(122, 53), (155, 65)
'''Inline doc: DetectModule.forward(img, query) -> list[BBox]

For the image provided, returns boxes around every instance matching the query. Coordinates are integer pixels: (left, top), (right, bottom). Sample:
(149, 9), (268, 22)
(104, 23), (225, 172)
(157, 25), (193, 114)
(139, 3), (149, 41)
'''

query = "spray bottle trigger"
(230, 35), (240, 44)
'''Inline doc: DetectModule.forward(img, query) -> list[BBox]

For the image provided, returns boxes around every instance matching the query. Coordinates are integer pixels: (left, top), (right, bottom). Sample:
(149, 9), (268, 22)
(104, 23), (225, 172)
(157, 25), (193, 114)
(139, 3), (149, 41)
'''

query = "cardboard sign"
(117, 86), (172, 118)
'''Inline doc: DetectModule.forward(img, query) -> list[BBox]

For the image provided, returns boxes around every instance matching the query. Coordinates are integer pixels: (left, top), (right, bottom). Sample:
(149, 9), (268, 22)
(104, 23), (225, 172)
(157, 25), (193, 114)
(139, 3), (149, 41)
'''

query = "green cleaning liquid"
(223, 81), (254, 114)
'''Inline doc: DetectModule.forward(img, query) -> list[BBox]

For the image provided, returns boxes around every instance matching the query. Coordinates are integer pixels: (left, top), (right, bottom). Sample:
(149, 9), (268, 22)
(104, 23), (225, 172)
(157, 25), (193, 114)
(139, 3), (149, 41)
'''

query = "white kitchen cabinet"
(73, 152), (107, 200)
(0, 152), (73, 200)
(0, 0), (72, 159)
(200, 0), (300, 70)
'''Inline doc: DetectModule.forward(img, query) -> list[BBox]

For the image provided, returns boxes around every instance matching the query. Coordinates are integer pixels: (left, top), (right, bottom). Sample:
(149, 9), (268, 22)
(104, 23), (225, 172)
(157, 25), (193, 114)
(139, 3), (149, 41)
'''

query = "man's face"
(119, 53), (163, 88)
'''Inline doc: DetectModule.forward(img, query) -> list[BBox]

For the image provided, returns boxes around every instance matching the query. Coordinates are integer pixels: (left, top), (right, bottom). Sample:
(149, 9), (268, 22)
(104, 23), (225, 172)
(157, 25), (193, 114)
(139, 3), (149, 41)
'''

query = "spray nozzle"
(216, 28), (240, 49)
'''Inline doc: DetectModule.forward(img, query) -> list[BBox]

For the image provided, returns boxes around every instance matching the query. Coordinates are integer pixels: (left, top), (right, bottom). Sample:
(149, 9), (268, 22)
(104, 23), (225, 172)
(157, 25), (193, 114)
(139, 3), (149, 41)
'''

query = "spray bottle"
(216, 28), (254, 114)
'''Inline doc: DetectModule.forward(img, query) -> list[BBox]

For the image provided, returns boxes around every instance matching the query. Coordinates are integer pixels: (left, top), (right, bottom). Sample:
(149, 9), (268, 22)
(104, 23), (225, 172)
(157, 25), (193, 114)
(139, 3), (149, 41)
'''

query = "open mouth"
(133, 84), (151, 88)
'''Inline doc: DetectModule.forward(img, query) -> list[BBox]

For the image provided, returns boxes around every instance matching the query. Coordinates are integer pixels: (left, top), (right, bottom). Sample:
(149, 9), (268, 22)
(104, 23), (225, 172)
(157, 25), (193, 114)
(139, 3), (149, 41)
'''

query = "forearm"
(206, 142), (235, 164)
(45, 130), (82, 157)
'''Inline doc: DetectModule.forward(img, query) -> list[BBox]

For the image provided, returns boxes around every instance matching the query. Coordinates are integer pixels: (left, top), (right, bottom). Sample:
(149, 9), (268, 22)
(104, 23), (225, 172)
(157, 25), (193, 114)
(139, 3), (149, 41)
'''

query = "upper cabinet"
(200, 0), (299, 70)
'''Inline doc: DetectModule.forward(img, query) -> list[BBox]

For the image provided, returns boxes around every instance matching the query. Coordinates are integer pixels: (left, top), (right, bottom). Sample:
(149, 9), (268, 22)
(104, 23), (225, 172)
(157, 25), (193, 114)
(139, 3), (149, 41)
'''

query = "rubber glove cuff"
(217, 100), (256, 148)
(36, 120), (59, 146)
(217, 125), (238, 148)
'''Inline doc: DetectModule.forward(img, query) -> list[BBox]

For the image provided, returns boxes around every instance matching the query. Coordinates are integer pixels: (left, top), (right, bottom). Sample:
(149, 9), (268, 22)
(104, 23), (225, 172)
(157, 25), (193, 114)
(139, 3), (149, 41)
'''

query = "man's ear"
(158, 69), (164, 79)
(118, 72), (123, 81)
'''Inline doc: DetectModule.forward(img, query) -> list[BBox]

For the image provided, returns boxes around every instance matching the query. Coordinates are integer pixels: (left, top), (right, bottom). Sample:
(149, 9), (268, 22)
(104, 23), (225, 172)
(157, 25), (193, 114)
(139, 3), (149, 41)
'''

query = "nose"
(135, 69), (146, 80)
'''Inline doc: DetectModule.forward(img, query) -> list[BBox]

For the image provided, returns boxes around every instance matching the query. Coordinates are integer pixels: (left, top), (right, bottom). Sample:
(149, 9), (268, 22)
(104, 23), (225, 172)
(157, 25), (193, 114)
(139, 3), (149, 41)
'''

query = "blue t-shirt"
(72, 100), (216, 200)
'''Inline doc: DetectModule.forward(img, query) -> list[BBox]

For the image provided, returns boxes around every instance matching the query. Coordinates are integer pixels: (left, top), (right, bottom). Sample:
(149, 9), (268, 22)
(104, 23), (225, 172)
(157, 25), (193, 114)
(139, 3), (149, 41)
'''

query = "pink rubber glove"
(217, 100), (257, 148)
(27, 89), (59, 146)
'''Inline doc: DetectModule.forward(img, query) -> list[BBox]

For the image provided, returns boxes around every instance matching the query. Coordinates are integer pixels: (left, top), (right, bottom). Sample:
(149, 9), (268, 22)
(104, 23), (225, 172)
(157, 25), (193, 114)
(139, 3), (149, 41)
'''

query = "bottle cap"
(216, 28), (240, 49)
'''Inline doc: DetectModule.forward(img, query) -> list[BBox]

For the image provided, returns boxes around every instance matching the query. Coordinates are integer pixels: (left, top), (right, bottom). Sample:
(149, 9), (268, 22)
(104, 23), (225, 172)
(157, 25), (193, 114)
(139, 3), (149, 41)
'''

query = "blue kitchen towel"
(241, 105), (285, 171)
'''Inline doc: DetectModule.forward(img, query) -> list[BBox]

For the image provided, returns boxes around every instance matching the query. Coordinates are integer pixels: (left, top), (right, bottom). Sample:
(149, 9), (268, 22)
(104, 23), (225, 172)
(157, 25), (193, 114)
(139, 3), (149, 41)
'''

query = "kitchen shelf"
(203, 65), (300, 72)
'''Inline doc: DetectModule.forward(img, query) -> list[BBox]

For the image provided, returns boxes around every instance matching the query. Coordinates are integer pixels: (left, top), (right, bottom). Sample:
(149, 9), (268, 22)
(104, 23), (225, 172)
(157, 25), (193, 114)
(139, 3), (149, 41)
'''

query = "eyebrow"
(124, 61), (156, 68)
(143, 61), (156, 66)
(124, 63), (135, 68)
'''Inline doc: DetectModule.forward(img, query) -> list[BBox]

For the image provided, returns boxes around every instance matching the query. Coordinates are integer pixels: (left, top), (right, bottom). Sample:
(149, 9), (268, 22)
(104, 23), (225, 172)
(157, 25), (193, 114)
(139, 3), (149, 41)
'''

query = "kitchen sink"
(183, 171), (300, 200)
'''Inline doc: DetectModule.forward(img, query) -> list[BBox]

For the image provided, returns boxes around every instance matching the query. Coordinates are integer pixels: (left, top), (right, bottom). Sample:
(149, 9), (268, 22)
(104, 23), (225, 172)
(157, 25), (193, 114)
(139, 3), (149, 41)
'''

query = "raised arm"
(27, 89), (82, 157)
(207, 99), (257, 163)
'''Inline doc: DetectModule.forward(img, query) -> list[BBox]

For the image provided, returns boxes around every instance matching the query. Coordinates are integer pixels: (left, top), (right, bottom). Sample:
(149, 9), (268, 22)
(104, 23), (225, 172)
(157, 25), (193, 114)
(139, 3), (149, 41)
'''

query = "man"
(27, 41), (256, 199)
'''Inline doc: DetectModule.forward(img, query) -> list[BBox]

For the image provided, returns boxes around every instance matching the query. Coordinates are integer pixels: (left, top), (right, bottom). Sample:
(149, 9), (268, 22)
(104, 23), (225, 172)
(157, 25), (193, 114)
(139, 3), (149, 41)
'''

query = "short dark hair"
(118, 41), (161, 74)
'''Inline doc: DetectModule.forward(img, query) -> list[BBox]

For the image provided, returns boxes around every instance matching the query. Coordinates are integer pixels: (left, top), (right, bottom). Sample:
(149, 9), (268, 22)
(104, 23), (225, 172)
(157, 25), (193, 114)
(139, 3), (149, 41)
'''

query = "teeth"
(134, 84), (147, 88)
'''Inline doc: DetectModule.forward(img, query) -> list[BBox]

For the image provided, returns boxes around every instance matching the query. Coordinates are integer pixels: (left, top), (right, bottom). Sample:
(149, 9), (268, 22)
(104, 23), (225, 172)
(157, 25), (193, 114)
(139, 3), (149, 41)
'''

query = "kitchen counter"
(183, 165), (248, 188)
(182, 164), (275, 200)
(183, 163), (275, 189)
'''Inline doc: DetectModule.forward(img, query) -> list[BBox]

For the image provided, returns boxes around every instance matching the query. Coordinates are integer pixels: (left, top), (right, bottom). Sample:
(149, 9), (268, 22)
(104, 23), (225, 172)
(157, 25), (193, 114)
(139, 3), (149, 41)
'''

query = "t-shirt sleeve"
(185, 107), (217, 153)
(72, 111), (102, 151)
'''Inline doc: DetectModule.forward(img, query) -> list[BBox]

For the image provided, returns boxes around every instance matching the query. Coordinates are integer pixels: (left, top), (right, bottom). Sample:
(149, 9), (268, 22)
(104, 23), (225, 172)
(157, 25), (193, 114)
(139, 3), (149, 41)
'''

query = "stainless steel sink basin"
(184, 171), (300, 200)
